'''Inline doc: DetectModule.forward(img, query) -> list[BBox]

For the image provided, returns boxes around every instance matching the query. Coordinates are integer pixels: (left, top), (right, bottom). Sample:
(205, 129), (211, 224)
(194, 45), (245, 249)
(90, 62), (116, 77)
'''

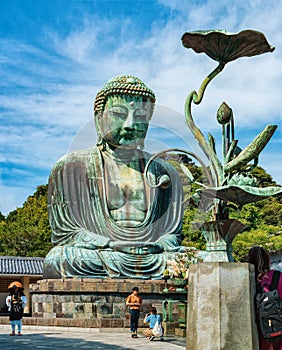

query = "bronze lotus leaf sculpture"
(181, 29), (275, 64)
(145, 30), (281, 211)
(143, 30), (281, 263)
(149, 29), (280, 262)
(179, 29), (281, 208)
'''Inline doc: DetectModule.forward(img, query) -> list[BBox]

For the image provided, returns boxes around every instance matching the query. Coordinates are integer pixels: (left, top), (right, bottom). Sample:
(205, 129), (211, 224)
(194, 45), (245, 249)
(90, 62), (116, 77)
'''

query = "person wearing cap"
(6, 282), (26, 336)
(126, 286), (142, 338)
(43, 75), (184, 279)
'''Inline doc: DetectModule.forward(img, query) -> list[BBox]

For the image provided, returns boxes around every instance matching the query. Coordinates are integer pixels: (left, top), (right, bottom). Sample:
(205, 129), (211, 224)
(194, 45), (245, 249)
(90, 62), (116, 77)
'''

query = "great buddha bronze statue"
(43, 75), (184, 279)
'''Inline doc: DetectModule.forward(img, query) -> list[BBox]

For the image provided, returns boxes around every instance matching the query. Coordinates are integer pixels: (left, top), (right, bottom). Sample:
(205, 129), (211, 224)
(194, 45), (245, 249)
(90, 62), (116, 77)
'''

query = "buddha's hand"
(109, 241), (163, 255)
(73, 231), (111, 249)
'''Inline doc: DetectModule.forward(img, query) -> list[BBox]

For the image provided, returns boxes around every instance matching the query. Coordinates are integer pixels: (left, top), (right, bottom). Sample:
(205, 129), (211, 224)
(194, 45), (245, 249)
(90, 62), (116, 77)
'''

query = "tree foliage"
(231, 196), (282, 260)
(0, 212), (5, 222)
(0, 185), (52, 257)
(168, 154), (209, 251)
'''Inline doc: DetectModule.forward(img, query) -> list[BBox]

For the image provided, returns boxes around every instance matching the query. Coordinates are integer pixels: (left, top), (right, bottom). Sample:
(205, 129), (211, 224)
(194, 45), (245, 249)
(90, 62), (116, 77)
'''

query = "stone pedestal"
(187, 262), (259, 350)
(29, 278), (186, 333)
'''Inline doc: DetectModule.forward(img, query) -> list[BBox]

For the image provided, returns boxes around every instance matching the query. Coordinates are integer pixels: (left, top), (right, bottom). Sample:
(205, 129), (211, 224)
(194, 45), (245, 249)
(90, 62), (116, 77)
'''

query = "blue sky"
(1, 0), (282, 215)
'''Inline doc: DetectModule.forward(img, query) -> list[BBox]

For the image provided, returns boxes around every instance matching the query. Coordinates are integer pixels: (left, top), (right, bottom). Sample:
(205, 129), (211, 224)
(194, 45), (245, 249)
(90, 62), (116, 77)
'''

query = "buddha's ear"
(94, 113), (103, 145)
(96, 135), (103, 146)
(139, 138), (145, 150)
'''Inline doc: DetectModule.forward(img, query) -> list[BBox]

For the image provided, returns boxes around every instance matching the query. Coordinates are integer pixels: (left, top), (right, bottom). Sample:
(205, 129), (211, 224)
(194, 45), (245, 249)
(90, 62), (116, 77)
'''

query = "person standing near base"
(126, 286), (142, 338)
(6, 282), (27, 336)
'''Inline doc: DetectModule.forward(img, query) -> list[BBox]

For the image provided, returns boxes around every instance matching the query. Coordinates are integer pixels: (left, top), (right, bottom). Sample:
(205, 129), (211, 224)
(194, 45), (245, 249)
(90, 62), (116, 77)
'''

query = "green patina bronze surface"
(43, 75), (184, 279)
(181, 29), (281, 262)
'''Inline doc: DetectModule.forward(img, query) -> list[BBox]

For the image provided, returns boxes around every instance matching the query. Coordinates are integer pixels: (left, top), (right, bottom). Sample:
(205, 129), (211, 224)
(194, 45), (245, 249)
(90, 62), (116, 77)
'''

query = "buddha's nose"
(124, 110), (135, 129)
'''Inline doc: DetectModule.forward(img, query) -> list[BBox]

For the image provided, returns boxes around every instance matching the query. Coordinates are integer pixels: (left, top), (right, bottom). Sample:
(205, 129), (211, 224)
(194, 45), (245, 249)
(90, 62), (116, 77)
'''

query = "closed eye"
(109, 111), (127, 119)
(134, 109), (148, 120)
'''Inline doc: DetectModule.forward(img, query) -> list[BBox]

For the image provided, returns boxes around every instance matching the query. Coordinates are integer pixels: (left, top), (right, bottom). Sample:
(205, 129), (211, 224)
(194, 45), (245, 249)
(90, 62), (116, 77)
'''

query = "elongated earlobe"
(139, 138), (145, 150)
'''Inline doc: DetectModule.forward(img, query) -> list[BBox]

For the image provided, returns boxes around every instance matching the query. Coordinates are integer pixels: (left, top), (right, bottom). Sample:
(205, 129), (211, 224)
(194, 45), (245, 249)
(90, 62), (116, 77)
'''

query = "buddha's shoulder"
(52, 147), (98, 170)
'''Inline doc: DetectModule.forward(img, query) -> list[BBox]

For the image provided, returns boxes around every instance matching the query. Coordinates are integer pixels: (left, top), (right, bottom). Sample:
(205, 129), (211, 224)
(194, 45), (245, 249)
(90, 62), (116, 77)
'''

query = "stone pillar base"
(187, 262), (259, 350)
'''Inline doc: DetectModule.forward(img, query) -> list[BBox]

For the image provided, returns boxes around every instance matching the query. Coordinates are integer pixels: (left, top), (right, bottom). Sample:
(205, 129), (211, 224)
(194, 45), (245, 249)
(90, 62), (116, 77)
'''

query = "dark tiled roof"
(0, 256), (44, 275)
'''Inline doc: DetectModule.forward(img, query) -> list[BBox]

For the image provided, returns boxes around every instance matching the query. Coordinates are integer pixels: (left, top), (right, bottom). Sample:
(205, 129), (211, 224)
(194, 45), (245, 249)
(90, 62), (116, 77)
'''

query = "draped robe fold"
(43, 146), (183, 279)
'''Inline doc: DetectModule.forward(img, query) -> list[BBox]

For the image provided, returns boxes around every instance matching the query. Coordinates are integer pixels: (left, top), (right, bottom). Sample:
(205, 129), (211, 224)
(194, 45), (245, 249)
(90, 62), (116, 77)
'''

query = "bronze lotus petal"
(181, 29), (275, 63)
(197, 185), (282, 207)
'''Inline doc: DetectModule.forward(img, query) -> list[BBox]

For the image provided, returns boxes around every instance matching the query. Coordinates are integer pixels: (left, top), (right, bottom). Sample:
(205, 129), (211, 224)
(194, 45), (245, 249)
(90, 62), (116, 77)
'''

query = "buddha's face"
(97, 95), (152, 149)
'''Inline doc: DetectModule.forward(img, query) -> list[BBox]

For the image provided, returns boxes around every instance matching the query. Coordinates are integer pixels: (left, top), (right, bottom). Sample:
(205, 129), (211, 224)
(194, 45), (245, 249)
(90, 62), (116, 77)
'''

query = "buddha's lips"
(119, 130), (145, 140)
(121, 134), (136, 140)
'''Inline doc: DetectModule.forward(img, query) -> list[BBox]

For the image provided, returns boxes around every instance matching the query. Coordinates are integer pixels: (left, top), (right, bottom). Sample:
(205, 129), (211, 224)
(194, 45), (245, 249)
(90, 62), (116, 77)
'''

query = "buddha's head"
(94, 75), (156, 149)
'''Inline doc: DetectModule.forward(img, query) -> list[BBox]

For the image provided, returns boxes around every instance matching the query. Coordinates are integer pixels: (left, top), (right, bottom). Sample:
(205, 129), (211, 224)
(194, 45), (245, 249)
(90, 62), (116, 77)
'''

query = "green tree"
(170, 155), (209, 250)
(229, 168), (282, 260)
(0, 184), (52, 257)
(232, 225), (282, 261)
(182, 207), (206, 250)
(0, 212), (5, 222)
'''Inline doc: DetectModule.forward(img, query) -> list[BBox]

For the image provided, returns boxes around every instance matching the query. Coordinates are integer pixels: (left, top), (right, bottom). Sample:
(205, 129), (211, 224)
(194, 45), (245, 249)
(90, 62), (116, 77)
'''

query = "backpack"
(256, 270), (282, 342)
(10, 296), (23, 320)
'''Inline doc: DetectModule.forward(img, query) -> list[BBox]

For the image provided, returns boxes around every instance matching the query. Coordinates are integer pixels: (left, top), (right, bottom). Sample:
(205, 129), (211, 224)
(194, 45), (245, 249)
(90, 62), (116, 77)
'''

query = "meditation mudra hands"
(108, 241), (164, 254)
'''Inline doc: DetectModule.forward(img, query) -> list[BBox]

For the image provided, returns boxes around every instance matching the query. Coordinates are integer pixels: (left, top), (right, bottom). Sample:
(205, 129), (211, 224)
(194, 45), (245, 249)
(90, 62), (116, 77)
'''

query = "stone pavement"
(0, 325), (186, 350)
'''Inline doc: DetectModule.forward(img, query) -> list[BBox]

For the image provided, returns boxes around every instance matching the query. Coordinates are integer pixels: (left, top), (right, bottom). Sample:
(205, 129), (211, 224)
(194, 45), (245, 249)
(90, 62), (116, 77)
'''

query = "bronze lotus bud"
(217, 102), (233, 125)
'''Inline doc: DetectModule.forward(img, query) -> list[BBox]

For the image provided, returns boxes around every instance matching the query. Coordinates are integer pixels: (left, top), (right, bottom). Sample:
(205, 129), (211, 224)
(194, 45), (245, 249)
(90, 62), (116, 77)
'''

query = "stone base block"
(0, 316), (9, 325)
(163, 321), (179, 336)
(30, 278), (186, 330)
(187, 262), (259, 350)
(175, 327), (186, 337)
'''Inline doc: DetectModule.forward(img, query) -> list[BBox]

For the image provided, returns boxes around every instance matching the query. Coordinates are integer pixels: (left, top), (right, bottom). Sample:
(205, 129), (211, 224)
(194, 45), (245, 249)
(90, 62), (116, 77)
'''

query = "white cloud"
(1, 0), (281, 215)
(51, 25), (99, 63)
(0, 184), (39, 214)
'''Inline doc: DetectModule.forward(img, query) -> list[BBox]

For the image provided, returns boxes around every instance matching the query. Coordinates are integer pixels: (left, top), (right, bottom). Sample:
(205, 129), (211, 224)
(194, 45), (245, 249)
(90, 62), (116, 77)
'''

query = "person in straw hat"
(6, 281), (26, 336)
